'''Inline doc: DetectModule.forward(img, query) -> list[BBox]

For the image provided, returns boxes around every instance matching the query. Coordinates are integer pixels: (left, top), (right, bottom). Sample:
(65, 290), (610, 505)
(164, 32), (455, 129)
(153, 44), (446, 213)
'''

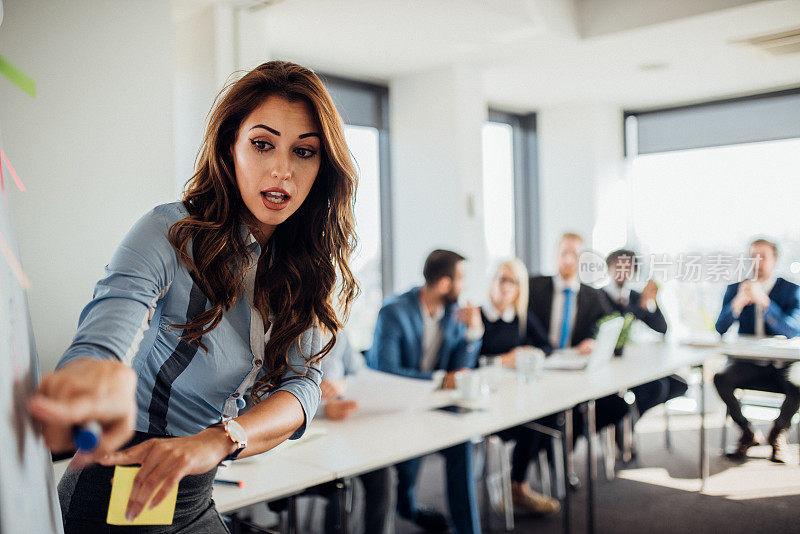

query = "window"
(342, 124), (384, 350)
(624, 91), (800, 337)
(323, 76), (391, 350)
(481, 121), (515, 266)
(482, 110), (539, 273)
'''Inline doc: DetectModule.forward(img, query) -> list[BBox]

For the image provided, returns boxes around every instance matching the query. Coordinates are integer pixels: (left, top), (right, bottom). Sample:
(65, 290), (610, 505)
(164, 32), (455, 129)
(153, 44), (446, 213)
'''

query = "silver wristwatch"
(221, 419), (247, 461)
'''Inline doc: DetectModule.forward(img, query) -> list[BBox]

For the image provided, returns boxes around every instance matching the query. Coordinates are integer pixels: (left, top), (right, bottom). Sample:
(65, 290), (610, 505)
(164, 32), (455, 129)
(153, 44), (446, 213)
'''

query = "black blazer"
(479, 309), (550, 357)
(528, 275), (612, 353)
(601, 288), (668, 335)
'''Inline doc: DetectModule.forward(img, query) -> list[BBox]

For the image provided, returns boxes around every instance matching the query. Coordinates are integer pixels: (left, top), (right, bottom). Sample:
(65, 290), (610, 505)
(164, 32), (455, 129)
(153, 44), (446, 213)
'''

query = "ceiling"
(176, 0), (800, 110)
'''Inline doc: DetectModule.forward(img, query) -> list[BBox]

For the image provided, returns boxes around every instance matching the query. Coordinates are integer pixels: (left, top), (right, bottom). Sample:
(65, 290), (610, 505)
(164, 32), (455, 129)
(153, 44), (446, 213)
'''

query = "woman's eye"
(295, 147), (317, 159)
(250, 139), (272, 152)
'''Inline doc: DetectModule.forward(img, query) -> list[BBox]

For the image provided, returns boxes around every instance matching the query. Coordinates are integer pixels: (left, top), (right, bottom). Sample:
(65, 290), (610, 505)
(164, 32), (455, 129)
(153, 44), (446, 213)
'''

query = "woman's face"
(232, 95), (322, 242)
(490, 264), (519, 310)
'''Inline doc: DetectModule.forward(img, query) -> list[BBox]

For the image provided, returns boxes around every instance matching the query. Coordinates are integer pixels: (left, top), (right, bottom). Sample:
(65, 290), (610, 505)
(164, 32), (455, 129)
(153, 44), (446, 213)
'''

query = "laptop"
(543, 316), (625, 371)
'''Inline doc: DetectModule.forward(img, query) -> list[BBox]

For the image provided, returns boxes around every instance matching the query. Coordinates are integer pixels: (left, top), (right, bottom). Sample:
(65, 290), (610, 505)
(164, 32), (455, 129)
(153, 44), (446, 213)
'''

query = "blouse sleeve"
(57, 205), (179, 369)
(273, 325), (324, 439)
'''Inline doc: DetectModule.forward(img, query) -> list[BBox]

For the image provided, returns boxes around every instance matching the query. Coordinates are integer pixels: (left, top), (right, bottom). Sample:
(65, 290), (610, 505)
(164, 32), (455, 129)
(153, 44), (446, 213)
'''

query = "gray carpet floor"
(396, 406), (800, 534)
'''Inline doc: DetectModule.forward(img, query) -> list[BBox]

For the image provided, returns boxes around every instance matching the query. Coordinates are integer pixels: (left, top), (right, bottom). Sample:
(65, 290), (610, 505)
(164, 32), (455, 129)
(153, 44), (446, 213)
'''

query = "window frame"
(624, 86), (800, 157)
(486, 108), (540, 272)
(319, 74), (393, 296)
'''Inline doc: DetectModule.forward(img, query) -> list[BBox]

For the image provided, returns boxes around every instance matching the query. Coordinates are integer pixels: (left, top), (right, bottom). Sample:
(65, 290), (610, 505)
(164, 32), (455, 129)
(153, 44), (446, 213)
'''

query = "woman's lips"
(261, 189), (291, 211)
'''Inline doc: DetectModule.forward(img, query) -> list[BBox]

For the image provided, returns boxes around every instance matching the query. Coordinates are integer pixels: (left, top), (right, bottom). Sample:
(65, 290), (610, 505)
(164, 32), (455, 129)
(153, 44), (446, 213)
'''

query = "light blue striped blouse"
(57, 201), (322, 438)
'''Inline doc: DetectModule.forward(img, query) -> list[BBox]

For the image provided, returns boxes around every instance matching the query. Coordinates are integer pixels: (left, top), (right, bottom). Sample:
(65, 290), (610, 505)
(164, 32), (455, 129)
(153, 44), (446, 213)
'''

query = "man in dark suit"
(602, 250), (687, 423)
(367, 249), (482, 534)
(713, 238), (800, 463)
(528, 236), (609, 355)
(528, 233), (628, 442)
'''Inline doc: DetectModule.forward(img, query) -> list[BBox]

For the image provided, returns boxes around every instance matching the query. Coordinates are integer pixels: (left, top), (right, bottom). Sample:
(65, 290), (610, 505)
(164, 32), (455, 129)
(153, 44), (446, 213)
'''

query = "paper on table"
(106, 466), (178, 526)
(343, 368), (440, 415)
(236, 424), (329, 464)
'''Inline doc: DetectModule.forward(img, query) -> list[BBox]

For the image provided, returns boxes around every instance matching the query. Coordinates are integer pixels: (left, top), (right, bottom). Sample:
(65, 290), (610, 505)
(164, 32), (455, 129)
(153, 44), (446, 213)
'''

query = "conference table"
(718, 335), (800, 363)
(269, 341), (717, 534)
(53, 341), (721, 533)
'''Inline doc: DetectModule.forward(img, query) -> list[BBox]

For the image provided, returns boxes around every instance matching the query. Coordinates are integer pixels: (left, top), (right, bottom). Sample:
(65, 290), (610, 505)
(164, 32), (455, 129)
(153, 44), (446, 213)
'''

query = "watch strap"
(223, 446), (244, 462)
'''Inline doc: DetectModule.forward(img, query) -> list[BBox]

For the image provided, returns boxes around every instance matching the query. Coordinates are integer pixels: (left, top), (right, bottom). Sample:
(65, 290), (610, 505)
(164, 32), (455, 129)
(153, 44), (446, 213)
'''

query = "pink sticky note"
(0, 231), (30, 290)
(0, 148), (26, 191)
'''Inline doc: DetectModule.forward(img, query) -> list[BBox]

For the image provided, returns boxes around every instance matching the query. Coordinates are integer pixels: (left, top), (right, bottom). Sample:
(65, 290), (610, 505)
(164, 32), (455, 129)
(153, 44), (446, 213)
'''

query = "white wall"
(173, 6), (217, 197)
(0, 0), (628, 373)
(0, 0), (174, 372)
(389, 75), (627, 296)
(173, 4), (243, 195)
(536, 103), (626, 273)
(389, 66), (488, 301)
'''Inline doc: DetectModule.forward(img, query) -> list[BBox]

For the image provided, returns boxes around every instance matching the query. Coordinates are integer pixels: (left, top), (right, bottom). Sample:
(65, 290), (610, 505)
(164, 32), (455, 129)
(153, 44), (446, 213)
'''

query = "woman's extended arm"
(31, 206), (179, 461)
(59, 205), (179, 367)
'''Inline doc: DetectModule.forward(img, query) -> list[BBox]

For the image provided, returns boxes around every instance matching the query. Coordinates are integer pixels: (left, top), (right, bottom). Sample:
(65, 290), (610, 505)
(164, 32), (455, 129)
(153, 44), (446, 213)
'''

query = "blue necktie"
(559, 288), (574, 349)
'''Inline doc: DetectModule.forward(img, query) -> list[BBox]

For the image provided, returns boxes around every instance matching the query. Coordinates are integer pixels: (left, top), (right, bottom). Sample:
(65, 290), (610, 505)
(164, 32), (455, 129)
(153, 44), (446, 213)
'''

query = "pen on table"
(214, 479), (246, 488)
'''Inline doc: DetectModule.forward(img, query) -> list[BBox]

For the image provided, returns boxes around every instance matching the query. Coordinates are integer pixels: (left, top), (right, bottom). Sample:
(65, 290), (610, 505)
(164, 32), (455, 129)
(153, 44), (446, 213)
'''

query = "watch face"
(226, 420), (247, 446)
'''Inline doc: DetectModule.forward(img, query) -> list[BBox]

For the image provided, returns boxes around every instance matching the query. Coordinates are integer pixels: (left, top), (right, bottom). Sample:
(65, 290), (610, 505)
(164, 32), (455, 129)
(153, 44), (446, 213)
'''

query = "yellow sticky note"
(106, 466), (178, 526)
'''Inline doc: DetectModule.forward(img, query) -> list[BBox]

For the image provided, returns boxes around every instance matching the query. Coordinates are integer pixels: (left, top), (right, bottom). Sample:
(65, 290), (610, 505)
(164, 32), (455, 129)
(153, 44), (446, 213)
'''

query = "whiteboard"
(0, 132), (64, 531)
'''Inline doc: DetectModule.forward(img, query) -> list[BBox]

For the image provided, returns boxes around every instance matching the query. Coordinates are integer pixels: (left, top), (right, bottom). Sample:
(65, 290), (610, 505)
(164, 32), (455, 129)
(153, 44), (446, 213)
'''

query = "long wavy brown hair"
(168, 61), (358, 400)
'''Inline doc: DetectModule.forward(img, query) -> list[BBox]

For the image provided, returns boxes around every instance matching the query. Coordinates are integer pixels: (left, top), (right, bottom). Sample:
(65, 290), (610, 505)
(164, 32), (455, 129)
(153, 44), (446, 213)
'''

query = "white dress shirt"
(549, 274), (581, 348)
(419, 302), (445, 371)
(603, 282), (631, 308)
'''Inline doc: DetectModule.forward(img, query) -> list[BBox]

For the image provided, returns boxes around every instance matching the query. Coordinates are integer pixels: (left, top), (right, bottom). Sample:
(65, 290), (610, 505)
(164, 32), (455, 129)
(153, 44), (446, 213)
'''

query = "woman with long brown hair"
(29, 60), (358, 532)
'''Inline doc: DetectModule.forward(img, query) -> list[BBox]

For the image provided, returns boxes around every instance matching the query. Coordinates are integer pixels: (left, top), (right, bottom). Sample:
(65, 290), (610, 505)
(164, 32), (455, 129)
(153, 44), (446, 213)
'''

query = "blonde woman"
(480, 259), (559, 516)
(479, 259), (548, 367)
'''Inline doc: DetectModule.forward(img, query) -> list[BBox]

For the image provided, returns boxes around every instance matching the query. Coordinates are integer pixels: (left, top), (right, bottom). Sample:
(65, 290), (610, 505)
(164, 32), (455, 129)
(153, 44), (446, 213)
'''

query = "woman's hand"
(323, 399), (359, 421)
(100, 427), (235, 521)
(320, 379), (346, 401)
(29, 358), (137, 463)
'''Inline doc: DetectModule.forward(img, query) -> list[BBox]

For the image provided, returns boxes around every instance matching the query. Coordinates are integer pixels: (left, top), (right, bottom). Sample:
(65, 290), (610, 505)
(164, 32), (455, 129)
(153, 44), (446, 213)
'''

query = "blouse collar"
(481, 303), (517, 323)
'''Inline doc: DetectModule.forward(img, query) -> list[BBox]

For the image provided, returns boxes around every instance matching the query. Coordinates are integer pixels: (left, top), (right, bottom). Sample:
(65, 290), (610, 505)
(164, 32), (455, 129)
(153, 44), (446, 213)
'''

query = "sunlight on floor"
(617, 443), (800, 502)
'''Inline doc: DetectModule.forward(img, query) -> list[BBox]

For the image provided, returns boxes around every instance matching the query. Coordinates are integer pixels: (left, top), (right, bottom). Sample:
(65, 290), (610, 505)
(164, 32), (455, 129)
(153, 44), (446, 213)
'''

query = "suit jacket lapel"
(409, 290), (425, 368)
(541, 277), (554, 332)
(572, 286), (587, 346)
(769, 278), (783, 301)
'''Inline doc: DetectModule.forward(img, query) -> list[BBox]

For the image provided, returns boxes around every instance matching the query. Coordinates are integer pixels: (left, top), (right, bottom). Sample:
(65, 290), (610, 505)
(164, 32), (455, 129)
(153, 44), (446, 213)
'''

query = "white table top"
(275, 341), (715, 479)
(211, 455), (334, 513)
(719, 336), (800, 362)
(52, 342), (716, 514)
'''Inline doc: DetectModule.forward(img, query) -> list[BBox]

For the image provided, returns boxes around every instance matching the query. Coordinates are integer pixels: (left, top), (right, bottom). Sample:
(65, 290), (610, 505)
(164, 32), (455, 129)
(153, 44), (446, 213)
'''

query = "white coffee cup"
(455, 370), (482, 400)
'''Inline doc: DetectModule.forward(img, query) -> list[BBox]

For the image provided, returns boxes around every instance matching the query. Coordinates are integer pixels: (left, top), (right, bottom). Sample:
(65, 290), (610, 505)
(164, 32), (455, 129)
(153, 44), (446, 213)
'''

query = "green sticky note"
(0, 54), (36, 97)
